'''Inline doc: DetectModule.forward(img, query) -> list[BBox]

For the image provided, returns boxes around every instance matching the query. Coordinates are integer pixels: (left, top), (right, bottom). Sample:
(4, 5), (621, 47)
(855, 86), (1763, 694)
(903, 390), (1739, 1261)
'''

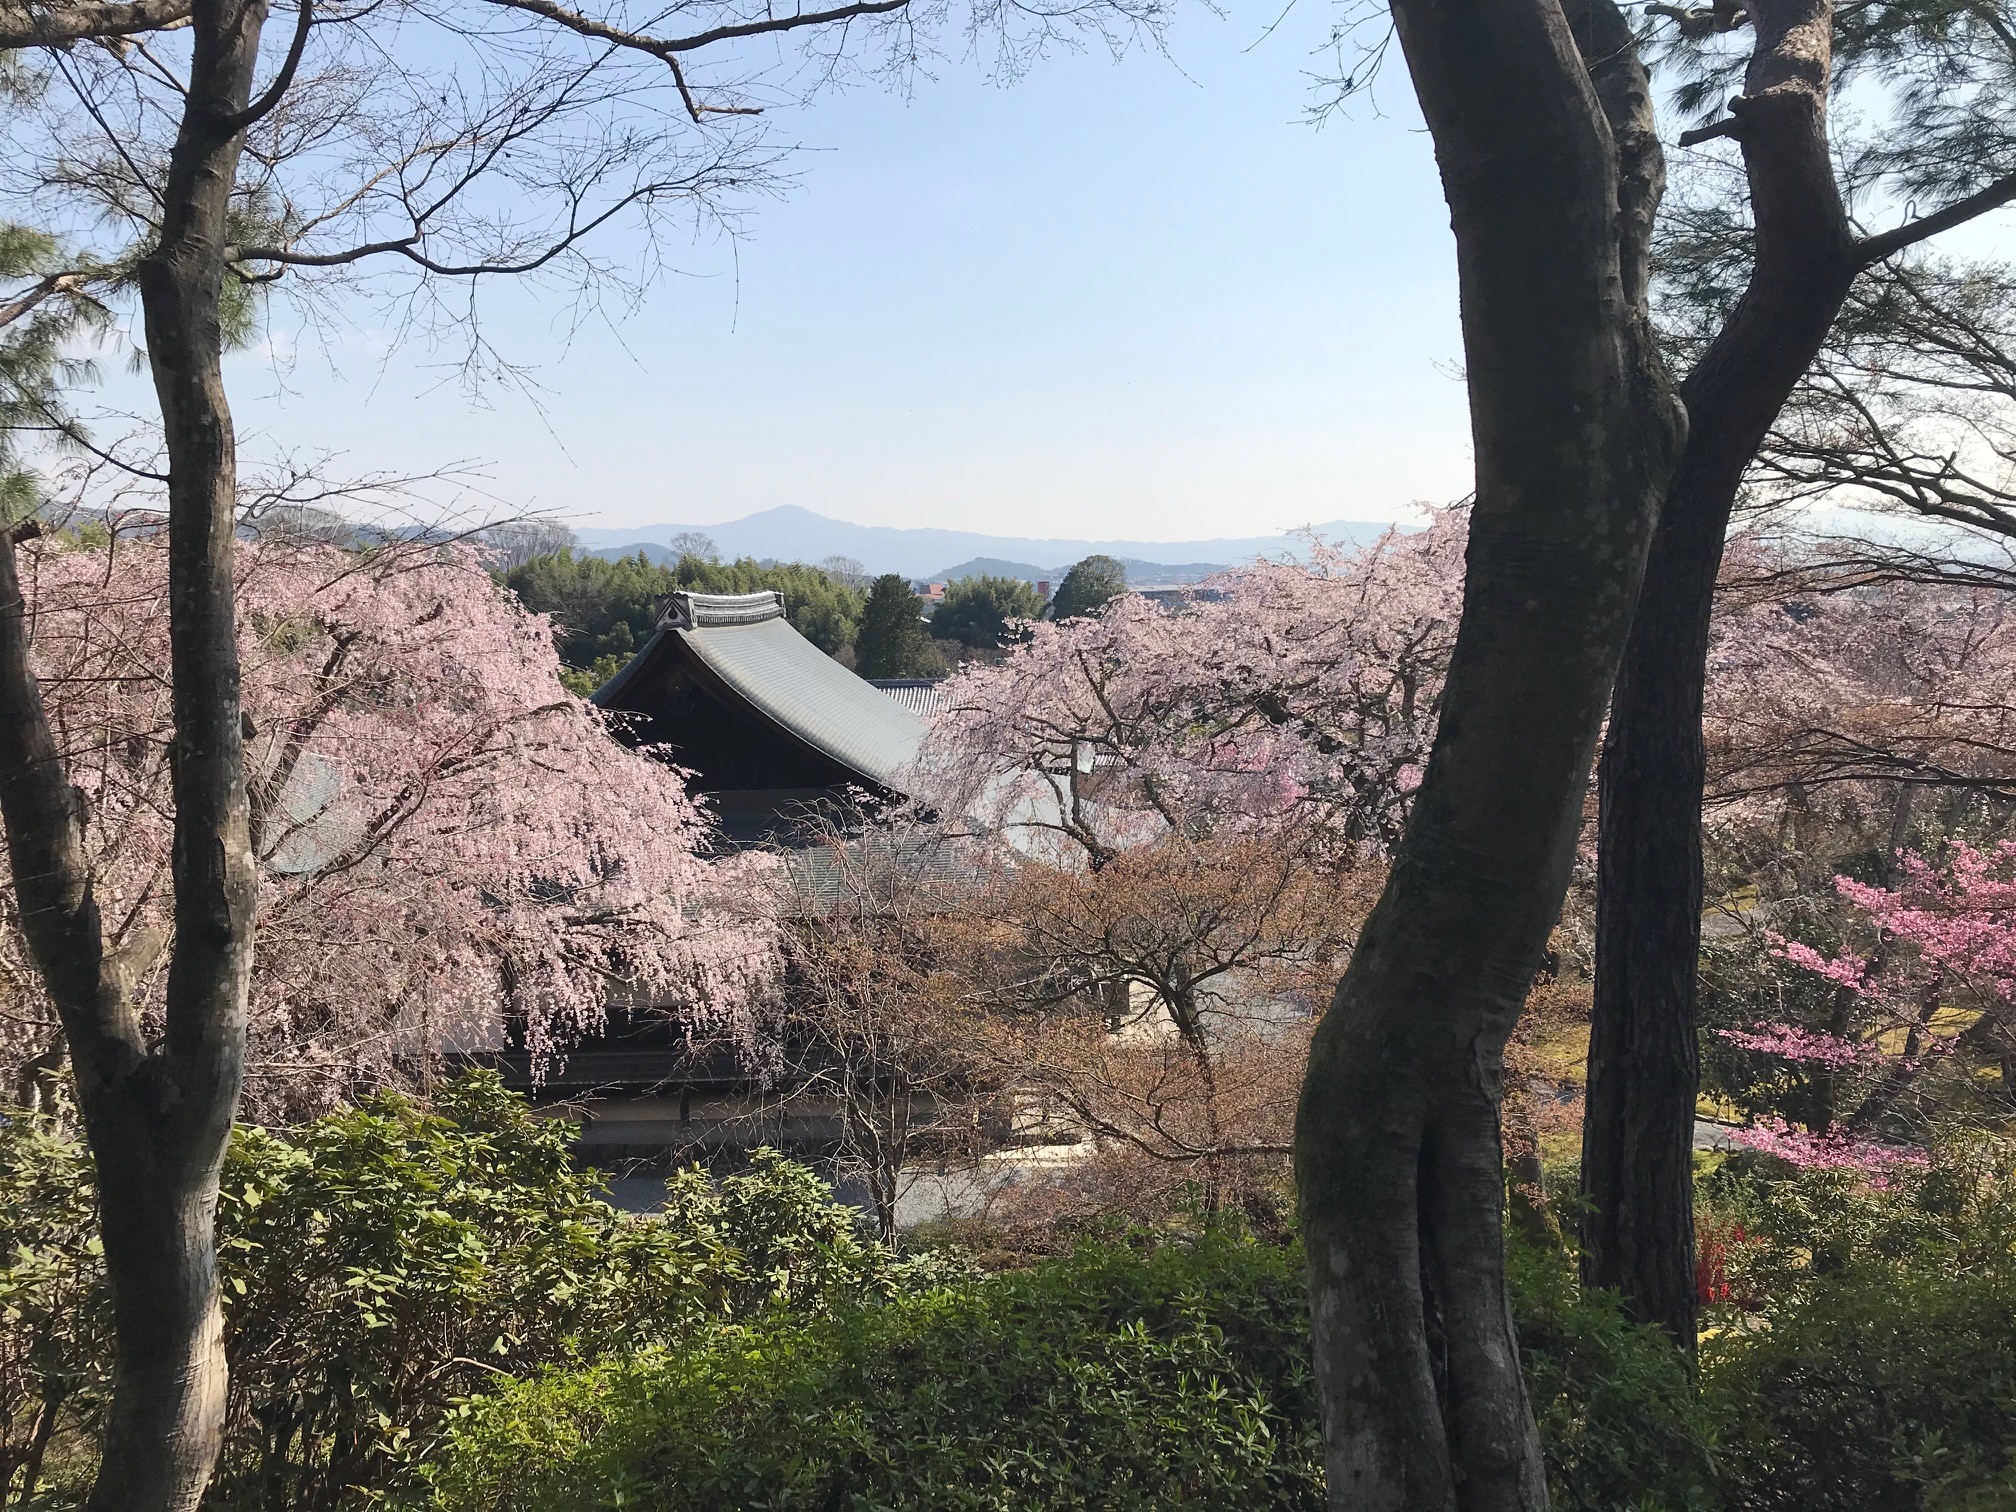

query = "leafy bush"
(0, 1074), (917, 1509)
(421, 1233), (1715, 1512)
(1700, 1146), (2016, 1511)
(419, 1235), (1324, 1512)
(1706, 1261), (2016, 1510)
(1510, 1242), (1719, 1512)
(0, 1114), (108, 1505)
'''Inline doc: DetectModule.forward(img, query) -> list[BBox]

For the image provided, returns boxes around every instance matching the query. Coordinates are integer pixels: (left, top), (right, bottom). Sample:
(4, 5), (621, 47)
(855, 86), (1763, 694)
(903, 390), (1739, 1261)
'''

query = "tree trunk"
(0, 1), (265, 1507)
(1581, 0), (1857, 1354)
(1294, 2), (1681, 1507)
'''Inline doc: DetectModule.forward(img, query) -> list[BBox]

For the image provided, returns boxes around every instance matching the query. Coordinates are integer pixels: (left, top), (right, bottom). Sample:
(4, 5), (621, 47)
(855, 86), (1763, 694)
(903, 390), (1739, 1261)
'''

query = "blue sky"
(218, 3), (1472, 542)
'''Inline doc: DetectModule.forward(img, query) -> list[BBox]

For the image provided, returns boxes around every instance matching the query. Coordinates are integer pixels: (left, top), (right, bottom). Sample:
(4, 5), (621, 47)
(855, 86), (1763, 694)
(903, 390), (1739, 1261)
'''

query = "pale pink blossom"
(2, 532), (774, 1113)
(917, 511), (1468, 866)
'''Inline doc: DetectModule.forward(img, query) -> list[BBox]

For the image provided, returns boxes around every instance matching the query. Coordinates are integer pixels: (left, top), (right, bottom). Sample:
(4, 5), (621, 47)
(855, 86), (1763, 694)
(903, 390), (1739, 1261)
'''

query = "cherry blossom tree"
(908, 529), (1455, 1220)
(2, 526), (772, 1118)
(1705, 543), (2016, 806)
(919, 511), (1468, 866)
(1712, 840), (2016, 1174)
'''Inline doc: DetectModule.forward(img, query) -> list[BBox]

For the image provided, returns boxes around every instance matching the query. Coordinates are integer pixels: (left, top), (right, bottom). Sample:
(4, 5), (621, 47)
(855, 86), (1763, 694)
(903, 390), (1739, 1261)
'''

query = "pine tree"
(855, 575), (943, 678)
(1050, 555), (1127, 620)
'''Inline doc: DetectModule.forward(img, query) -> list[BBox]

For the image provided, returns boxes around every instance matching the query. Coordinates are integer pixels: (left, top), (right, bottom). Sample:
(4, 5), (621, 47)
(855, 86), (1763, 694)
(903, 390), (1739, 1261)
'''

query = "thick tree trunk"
(0, 2), (265, 1508)
(1581, 0), (1856, 1354)
(1294, 2), (1681, 1507)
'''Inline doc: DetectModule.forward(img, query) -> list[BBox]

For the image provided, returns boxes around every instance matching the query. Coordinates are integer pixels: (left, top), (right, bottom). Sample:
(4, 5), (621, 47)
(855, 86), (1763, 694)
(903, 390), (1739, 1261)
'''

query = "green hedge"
(419, 1236), (1715, 1512)
(1707, 1261), (2016, 1511)
(1, 1075), (932, 1509)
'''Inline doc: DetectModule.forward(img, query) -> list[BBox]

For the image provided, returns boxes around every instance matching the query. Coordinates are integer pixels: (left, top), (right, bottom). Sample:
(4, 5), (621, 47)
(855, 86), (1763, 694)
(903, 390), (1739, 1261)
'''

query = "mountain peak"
(572, 507), (1399, 579)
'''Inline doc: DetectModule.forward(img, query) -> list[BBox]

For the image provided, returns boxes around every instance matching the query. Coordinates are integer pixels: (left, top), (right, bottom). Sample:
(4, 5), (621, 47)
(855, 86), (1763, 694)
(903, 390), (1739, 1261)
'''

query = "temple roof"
(593, 590), (928, 795)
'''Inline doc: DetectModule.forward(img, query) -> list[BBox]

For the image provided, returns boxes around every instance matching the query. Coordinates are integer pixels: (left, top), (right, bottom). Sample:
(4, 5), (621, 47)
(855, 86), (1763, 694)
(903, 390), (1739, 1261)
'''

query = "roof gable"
(594, 591), (929, 795)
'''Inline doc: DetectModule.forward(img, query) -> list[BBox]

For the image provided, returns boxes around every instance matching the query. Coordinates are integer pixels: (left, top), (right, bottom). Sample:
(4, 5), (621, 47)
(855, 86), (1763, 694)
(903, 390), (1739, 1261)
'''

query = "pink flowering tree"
(1705, 540), (2016, 808)
(1706, 840), (2016, 1176)
(917, 510), (1469, 866)
(903, 517), (1462, 1202)
(2, 528), (771, 1117)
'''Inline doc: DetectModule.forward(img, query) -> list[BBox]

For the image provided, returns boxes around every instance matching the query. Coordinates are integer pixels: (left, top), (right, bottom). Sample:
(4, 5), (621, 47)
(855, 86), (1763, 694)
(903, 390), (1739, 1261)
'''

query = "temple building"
(590, 589), (937, 845)
(492, 589), (952, 1200)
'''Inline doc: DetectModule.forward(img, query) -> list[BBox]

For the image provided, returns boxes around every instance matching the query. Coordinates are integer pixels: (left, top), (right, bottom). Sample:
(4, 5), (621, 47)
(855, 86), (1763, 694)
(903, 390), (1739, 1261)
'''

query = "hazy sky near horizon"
(211, 4), (1472, 543)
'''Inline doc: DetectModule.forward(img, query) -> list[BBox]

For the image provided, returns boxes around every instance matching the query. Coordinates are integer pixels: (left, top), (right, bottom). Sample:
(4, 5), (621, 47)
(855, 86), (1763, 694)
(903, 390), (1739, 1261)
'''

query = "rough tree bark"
(0, 0), (267, 1506)
(1579, 0), (2016, 1352)
(1583, 0), (1854, 1355)
(1292, 2), (1682, 1508)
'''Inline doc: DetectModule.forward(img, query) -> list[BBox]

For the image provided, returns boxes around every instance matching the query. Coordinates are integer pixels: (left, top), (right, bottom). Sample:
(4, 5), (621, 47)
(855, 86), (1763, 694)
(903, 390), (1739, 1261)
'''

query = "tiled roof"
(595, 591), (927, 794)
(866, 678), (948, 717)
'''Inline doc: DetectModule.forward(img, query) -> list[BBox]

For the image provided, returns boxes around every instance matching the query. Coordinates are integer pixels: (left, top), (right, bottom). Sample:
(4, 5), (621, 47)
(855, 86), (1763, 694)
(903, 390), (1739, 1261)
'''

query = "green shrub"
(1510, 1242), (1719, 1512)
(421, 1233), (1716, 1512)
(419, 1235), (1324, 1512)
(1, 1074), (916, 1509)
(0, 1113), (109, 1505)
(1706, 1260), (2016, 1511)
(1693, 1149), (2016, 1511)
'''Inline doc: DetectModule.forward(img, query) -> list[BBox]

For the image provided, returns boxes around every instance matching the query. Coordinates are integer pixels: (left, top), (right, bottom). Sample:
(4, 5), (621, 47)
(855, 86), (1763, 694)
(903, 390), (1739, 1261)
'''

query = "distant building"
(866, 678), (949, 718)
(591, 589), (929, 847)
(487, 591), (948, 1194)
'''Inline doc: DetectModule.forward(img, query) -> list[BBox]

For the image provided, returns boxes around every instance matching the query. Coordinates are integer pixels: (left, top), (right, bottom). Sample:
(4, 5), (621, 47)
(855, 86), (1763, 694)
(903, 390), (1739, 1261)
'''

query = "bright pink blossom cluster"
(1716, 1022), (1884, 1069)
(1725, 1117), (1929, 1181)
(1837, 842), (2016, 1002)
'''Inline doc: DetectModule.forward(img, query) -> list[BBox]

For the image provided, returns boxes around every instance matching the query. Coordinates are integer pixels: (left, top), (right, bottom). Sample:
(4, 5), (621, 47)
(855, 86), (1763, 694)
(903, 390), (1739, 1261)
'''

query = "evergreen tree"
(502, 550), (867, 678)
(0, 226), (105, 521)
(1050, 555), (1127, 620)
(854, 575), (944, 678)
(931, 574), (1044, 649)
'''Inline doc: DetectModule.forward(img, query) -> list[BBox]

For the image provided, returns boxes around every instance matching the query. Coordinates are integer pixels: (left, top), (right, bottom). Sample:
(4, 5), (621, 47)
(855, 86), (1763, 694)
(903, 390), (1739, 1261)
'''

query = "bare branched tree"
(947, 829), (1373, 1214)
(767, 809), (989, 1245)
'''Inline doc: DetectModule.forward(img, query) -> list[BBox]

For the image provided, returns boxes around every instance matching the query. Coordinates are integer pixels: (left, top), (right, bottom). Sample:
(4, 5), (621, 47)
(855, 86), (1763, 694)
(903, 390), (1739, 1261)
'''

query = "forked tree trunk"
(1293, 2), (1682, 1507)
(0, 1), (266, 1507)
(1581, 0), (1859, 1354)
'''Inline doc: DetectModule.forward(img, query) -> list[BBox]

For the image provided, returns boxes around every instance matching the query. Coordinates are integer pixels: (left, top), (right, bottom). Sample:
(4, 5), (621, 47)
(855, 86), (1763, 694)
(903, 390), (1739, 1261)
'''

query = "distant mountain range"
(924, 556), (1231, 587)
(574, 505), (1395, 581)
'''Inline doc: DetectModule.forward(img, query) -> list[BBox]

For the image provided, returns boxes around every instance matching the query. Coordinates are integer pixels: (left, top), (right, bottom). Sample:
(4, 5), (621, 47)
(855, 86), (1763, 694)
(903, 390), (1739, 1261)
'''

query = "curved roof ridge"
(662, 589), (785, 630)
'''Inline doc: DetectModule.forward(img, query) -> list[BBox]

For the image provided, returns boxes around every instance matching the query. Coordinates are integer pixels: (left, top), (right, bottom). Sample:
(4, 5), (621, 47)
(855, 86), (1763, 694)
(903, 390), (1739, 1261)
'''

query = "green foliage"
(1695, 1149), (2016, 1510)
(1701, 1137), (2016, 1315)
(930, 574), (1044, 650)
(502, 550), (867, 677)
(0, 226), (107, 520)
(421, 1233), (1716, 1512)
(1707, 1263), (2016, 1510)
(854, 574), (946, 678)
(418, 1234), (1324, 1512)
(1508, 1241), (1718, 1512)
(0, 1074), (916, 1509)
(1049, 554), (1128, 620)
(0, 1114), (109, 1505)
